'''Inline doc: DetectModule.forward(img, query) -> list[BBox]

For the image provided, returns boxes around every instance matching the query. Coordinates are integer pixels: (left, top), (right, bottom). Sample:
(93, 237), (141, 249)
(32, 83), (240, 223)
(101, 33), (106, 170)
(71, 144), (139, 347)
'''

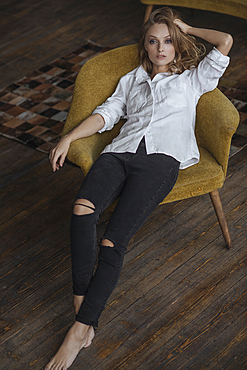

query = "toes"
(44, 357), (59, 370)
(44, 360), (53, 369)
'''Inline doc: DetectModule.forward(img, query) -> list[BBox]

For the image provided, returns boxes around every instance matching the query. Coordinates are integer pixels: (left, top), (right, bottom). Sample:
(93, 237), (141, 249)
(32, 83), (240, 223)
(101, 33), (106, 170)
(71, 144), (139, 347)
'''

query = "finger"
(52, 162), (57, 172)
(59, 152), (67, 168)
(51, 148), (63, 171)
(52, 154), (60, 172)
(49, 147), (55, 163)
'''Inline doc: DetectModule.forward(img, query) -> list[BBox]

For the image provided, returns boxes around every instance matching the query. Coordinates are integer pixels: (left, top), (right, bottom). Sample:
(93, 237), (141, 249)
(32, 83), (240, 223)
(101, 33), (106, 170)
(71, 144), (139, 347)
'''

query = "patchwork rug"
(0, 41), (111, 153)
(0, 41), (247, 156)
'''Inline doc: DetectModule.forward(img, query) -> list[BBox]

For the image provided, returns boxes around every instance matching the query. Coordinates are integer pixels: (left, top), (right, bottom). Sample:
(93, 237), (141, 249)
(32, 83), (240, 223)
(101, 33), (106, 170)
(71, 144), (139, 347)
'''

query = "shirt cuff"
(208, 46), (230, 67)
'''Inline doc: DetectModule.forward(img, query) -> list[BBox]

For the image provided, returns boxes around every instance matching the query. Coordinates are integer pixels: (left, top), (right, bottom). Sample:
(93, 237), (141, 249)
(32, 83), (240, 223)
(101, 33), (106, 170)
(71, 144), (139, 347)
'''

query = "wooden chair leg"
(144, 5), (153, 23)
(209, 189), (232, 249)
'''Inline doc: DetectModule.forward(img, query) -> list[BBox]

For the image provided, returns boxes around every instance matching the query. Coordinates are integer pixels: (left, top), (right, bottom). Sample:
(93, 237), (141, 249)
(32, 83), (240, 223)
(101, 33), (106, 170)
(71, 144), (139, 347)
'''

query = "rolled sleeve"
(93, 75), (127, 134)
(187, 47), (230, 96)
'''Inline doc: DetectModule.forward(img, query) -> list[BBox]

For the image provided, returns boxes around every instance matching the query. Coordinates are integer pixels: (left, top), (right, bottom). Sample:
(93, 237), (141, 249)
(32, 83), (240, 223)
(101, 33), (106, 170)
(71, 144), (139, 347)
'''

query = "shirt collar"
(135, 66), (150, 84)
(135, 65), (174, 84)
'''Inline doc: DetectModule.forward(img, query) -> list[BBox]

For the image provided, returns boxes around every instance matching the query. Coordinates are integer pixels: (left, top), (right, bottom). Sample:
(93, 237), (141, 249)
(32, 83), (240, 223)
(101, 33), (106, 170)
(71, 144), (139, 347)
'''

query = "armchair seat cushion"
(68, 138), (224, 205)
(162, 146), (224, 204)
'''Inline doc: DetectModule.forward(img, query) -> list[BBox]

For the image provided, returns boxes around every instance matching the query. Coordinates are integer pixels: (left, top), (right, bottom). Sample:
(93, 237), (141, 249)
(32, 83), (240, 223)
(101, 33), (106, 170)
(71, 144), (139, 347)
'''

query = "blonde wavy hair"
(139, 7), (206, 75)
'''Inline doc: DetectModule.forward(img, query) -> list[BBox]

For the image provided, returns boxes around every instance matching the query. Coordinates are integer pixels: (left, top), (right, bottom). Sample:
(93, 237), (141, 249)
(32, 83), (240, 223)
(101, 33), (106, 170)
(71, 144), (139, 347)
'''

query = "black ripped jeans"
(70, 139), (180, 328)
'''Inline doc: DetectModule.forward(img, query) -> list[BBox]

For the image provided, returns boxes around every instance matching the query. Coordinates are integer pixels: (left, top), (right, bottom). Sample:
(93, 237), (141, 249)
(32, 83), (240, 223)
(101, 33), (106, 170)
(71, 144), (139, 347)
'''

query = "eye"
(165, 39), (172, 44)
(149, 39), (157, 44)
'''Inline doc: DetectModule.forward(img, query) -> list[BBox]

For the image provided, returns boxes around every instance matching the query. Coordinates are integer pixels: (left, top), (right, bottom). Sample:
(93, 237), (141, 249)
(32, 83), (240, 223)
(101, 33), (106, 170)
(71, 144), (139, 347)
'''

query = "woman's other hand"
(49, 135), (71, 172)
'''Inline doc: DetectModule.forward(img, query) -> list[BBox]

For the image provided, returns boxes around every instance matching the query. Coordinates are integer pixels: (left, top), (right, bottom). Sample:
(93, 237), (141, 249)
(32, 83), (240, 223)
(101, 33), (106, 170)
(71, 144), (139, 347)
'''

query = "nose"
(158, 43), (164, 52)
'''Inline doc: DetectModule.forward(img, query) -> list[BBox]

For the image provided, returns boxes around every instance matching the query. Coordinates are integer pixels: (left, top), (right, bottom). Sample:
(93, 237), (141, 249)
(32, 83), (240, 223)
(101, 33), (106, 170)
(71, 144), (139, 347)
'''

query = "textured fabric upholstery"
(140, 0), (247, 19)
(62, 44), (239, 205)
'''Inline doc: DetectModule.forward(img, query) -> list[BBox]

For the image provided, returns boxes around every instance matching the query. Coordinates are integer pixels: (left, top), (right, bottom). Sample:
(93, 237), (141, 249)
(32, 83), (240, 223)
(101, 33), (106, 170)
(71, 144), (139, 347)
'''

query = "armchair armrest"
(195, 88), (239, 176)
(66, 120), (125, 176)
(60, 55), (124, 175)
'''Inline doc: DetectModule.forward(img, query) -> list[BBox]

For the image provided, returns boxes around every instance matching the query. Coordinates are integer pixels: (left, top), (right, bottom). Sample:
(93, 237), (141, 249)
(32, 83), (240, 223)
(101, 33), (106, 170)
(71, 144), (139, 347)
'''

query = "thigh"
(104, 152), (180, 247)
(75, 153), (127, 218)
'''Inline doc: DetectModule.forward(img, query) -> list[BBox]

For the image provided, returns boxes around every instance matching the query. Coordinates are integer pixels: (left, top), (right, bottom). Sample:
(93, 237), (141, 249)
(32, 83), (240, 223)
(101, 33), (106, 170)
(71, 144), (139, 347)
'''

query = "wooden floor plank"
(98, 262), (247, 370)
(224, 348), (247, 370)
(80, 258), (247, 370)
(0, 159), (81, 224)
(153, 282), (247, 370)
(181, 310), (247, 370)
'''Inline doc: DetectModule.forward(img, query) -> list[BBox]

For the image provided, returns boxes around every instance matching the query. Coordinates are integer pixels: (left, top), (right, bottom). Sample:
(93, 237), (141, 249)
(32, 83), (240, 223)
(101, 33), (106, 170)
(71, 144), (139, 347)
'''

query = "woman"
(46, 7), (232, 370)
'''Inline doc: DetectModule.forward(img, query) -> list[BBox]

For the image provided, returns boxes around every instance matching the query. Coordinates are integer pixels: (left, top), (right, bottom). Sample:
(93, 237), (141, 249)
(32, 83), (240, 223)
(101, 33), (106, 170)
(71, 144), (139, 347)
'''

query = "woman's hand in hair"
(174, 18), (233, 55)
(174, 19), (192, 34)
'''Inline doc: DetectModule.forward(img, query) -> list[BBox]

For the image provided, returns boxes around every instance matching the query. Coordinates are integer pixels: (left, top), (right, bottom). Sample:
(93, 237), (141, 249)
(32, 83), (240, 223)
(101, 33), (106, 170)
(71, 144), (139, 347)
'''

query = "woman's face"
(144, 23), (176, 73)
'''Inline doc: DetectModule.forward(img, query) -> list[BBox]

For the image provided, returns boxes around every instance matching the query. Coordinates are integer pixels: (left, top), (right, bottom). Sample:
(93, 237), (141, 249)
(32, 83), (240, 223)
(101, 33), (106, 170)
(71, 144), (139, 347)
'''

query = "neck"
(150, 64), (169, 79)
(150, 65), (168, 79)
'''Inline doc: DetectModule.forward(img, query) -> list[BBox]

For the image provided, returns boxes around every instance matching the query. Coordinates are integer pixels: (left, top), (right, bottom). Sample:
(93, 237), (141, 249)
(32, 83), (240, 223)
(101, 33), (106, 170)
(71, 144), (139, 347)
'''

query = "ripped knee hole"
(101, 238), (115, 248)
(73, 199), (95, 215)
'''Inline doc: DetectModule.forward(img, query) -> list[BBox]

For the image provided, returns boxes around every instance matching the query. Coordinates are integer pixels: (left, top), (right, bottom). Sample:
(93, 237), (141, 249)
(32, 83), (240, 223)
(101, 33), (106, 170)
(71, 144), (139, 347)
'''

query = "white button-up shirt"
(93, 47), (229, 169)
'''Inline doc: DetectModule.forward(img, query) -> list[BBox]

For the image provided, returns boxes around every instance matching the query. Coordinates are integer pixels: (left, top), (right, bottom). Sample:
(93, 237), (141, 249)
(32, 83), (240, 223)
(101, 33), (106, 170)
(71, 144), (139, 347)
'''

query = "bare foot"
(45, 321), (94, 370)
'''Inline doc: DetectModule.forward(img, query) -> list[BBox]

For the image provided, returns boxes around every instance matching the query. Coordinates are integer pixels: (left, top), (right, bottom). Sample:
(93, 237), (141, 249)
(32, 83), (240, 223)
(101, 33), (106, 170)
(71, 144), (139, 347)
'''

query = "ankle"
(73, 321), (90, 337)
(74, 295), (84, 315)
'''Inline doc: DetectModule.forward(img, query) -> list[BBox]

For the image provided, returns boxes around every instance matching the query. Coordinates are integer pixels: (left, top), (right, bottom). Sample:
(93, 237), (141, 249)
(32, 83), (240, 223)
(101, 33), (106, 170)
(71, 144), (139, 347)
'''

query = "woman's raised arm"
(174, 19), (233, 56)
(49, 113), (104, 172)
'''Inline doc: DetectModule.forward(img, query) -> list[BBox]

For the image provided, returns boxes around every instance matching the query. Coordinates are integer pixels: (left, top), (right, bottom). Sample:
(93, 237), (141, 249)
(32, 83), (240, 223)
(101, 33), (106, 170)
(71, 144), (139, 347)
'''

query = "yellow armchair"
(62, 44), (239, 249)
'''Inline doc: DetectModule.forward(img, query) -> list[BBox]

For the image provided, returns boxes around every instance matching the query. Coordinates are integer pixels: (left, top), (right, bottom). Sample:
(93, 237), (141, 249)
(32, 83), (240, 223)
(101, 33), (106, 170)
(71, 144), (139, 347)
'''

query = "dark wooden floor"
(0, 1), (247, 369)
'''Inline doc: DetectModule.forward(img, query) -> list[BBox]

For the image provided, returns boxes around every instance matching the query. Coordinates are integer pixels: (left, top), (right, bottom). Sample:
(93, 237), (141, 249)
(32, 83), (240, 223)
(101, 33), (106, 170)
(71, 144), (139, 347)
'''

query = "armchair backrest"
(63, 44), (139, 135)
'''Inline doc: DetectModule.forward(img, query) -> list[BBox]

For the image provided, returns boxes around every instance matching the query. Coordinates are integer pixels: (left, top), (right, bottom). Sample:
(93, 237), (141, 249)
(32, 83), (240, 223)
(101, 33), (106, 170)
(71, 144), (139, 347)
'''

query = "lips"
(156, 55), (166, 59)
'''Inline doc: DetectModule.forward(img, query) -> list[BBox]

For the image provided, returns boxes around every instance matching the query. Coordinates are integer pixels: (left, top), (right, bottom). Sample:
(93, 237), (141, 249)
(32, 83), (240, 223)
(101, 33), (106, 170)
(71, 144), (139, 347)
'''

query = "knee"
(99, 242), (121, 268)
(73, 199), (95, 215)
(101, 238), (115, 248)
